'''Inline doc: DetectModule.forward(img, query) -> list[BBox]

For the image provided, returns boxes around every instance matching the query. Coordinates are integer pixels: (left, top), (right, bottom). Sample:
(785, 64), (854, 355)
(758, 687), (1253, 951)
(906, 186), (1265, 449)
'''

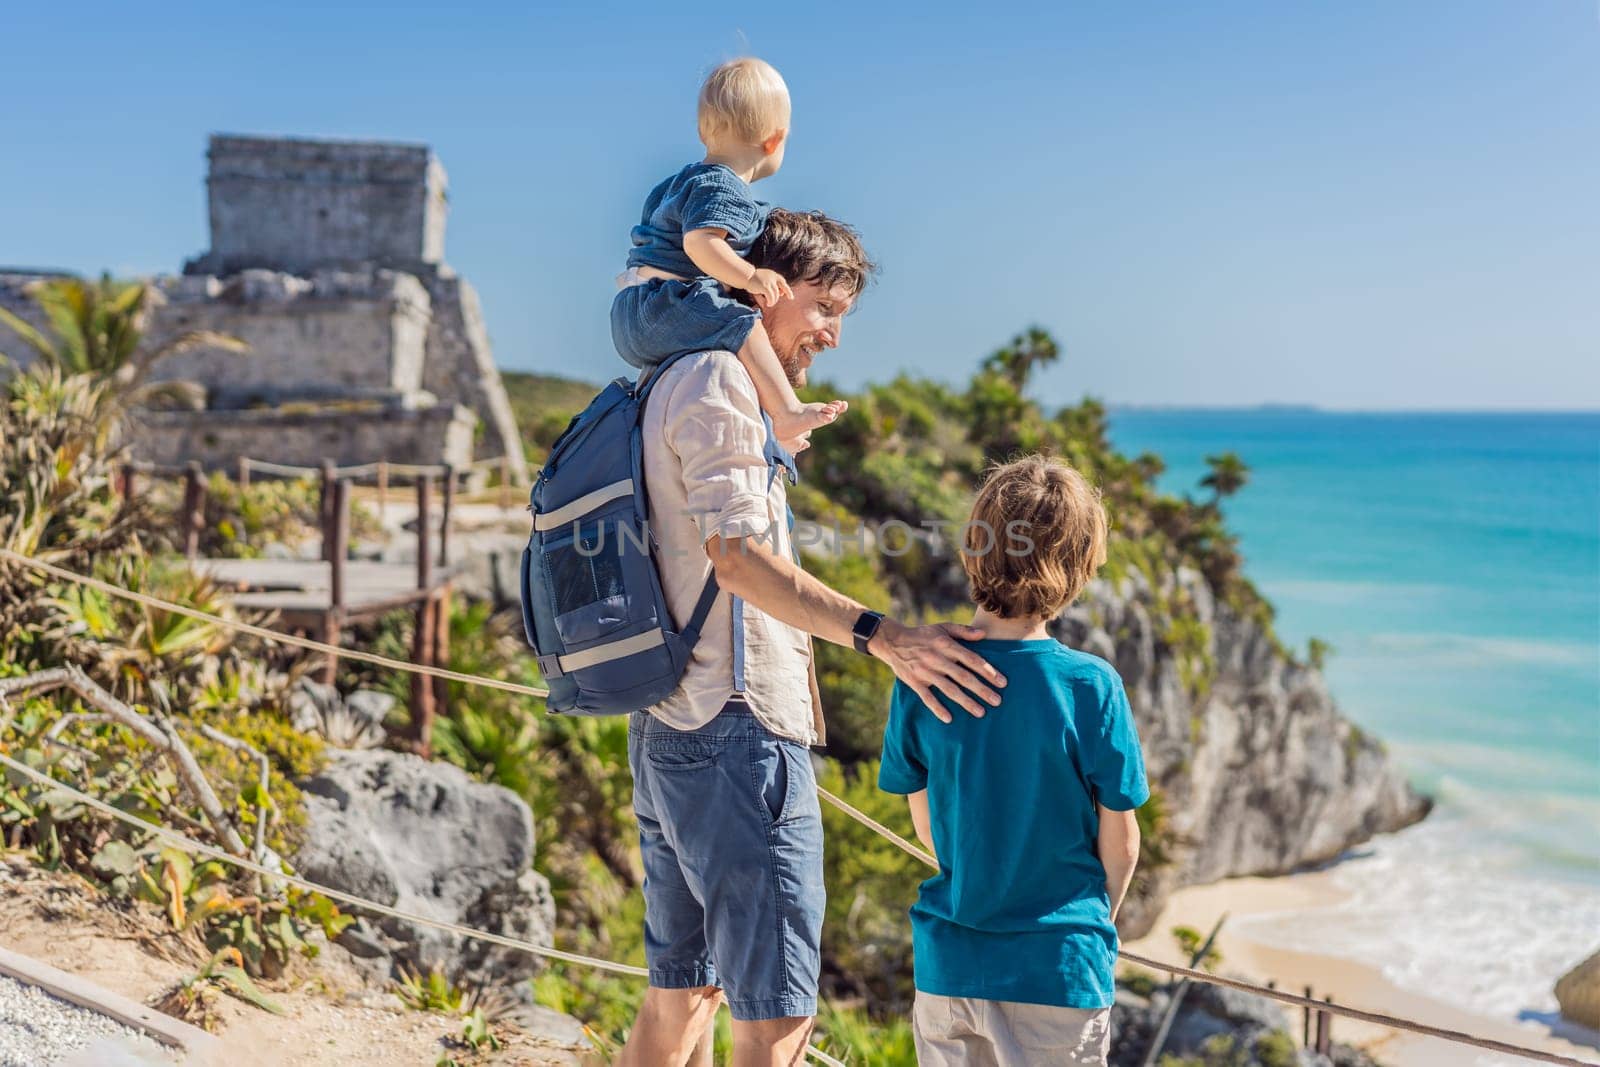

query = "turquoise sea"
(1107, 410), (1599, 1020)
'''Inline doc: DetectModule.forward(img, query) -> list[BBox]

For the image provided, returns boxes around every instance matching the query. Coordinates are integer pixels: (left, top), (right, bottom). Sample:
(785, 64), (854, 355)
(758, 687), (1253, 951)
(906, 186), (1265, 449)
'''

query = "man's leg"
(624, 713), (723, 1066)
(633, 705), (826, 1065)
(730, 1015), (817, 1067)
(617, 985), (722, 1067)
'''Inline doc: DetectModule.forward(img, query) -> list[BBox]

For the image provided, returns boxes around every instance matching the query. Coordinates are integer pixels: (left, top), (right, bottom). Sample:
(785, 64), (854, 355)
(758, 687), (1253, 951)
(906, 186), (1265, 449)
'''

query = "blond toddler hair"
(698, 57), (791, 148)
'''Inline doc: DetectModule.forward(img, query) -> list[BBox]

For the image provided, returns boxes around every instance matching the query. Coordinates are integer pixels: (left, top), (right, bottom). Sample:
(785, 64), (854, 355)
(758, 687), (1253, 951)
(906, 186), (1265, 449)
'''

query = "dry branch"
(0, 665), (251, 859)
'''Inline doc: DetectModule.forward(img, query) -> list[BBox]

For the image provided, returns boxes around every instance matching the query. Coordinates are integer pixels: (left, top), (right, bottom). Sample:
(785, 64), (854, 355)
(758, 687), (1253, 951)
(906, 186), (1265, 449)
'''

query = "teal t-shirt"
(877, 638), (1150, 1010)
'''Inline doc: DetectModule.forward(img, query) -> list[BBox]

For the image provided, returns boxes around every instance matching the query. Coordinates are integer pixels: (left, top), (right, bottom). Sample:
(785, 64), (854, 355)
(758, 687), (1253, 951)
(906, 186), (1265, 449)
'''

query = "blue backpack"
(519, 354), (796, 714)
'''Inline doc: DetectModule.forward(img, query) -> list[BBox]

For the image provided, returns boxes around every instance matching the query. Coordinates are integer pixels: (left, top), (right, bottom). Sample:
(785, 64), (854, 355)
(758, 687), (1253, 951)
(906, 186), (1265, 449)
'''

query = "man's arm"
(706, 533), (1005, 720)
(1097, 804), (1140, 923)
(906, 791), (936, 859)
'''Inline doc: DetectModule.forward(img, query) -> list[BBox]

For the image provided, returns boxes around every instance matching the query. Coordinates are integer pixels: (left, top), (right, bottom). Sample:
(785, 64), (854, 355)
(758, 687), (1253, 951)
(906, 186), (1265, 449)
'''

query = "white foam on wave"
(1359, 632), (1599, 669)
(1234, 806), (1600, 1019)
(1258, 578), (1451, 607)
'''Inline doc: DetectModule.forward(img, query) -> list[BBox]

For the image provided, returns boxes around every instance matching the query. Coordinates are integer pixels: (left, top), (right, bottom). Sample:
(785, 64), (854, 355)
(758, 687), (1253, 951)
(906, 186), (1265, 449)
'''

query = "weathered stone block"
(195, 135), (447, 275)
(151, 267), (433, 396)
(127, 401), (477, 470)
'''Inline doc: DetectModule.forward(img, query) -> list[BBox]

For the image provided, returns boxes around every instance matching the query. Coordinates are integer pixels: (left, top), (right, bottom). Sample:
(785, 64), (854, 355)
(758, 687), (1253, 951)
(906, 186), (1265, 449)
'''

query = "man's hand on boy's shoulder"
(869, 618), (1005, 723)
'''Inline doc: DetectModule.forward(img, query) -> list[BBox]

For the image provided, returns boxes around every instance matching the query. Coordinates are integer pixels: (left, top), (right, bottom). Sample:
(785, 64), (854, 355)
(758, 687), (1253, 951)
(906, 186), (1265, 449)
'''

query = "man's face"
(762, 279), (855, 389)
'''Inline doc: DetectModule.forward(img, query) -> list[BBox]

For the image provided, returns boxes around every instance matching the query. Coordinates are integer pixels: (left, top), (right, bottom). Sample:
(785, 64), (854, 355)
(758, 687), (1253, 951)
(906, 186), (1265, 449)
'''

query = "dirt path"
(0, 857), (594, 1066)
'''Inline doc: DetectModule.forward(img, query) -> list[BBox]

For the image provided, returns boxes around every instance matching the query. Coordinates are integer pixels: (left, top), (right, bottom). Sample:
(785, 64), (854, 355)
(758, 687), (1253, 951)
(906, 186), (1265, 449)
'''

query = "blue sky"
(2, 1), (1596, 410)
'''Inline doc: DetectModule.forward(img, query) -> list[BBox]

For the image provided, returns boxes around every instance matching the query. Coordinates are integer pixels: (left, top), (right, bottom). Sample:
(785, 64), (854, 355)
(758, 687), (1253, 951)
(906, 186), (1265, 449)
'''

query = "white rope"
(0, 549), (549, 700)
(237, 458), (319, 477)
(3, 550), (1593, 1065)
(0, 750), (644, 977)
(0, 750), (849, 1065)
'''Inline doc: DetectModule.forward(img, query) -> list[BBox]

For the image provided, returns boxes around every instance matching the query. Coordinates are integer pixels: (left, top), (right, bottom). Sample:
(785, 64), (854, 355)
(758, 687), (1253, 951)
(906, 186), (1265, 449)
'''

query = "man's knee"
(621, 986), (724, 1067)
(640, 984), (724, 1024)
(731, 1014), (816, 1059)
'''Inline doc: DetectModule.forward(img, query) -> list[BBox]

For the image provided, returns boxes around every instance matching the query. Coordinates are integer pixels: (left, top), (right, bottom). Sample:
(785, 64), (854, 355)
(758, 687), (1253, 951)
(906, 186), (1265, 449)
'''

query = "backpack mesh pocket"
(543, 522), (631, 646)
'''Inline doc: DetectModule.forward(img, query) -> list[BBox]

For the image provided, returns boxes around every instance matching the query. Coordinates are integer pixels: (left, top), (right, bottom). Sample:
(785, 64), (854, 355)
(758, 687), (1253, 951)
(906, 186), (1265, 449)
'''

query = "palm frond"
(0, 305), (60, 362)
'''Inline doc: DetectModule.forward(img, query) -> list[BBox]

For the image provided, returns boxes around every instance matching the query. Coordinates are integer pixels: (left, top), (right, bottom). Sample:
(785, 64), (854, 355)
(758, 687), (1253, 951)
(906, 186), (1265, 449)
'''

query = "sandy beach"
(1122, 870), (1600, 1067)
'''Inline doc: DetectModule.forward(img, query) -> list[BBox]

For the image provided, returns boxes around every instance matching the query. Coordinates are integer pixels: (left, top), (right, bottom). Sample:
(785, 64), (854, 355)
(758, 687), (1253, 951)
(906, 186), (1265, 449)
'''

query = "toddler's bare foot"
(771, 400), (847, 443)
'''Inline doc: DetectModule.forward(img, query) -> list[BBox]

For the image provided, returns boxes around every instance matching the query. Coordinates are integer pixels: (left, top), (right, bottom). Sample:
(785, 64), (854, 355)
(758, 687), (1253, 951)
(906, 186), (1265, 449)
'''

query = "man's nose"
(818, 324), (840, 349)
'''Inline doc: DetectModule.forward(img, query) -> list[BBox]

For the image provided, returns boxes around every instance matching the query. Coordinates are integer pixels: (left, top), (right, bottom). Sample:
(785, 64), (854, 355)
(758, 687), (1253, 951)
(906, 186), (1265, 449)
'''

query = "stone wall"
(128, 402), (478, 471)
(151, 269), (433, 400)
(193, 135), (447, 276)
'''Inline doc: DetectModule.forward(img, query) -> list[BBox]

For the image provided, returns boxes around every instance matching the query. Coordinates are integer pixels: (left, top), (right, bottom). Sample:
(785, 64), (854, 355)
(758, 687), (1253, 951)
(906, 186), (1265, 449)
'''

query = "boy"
(612, 57), (845, 449)
(878, 454), (1149, 1066)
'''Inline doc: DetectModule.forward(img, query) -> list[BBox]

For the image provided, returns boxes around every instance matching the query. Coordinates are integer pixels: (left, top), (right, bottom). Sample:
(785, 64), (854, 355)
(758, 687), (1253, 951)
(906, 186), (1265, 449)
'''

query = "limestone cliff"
(1053, 567), (1431, 935)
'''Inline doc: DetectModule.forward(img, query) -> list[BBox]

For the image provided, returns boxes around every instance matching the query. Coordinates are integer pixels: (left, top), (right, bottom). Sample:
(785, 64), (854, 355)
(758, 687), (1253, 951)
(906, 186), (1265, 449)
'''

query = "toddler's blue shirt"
(879, 638), (1150, 1010)
(626, 162), (772, 278)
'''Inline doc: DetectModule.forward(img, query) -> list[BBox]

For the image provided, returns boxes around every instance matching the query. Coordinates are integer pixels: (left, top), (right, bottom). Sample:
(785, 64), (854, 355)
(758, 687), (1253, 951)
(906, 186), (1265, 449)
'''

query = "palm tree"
(1200, 452), (1250, 503)
(980, 326), (1060, 394)
(0, 274), (244, 416)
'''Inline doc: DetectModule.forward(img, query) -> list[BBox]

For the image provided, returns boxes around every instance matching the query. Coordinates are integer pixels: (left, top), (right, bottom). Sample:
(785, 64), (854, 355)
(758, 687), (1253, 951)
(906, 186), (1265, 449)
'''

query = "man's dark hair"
(745, 209), (877, 302)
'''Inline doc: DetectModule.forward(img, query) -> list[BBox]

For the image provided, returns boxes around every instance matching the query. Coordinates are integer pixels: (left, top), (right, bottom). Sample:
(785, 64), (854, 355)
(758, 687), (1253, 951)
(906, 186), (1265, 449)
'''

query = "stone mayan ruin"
(0, 134), (527, 482)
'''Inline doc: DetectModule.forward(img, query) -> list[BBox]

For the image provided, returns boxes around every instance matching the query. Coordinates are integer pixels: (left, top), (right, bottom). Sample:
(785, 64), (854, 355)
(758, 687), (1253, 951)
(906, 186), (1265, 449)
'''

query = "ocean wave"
(1234, 810), (1600, 1021)
(1358, 632), (1598, 669)
(1257, 579), (1451, 606)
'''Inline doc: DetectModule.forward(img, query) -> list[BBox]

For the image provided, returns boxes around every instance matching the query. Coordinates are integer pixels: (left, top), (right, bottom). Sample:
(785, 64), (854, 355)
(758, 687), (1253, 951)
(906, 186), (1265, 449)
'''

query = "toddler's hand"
(744, 268), (793, 307)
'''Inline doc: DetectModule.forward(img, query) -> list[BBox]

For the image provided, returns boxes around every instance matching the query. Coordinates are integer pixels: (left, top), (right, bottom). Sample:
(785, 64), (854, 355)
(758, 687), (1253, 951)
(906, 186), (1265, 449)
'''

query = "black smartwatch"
(852, 610), (885, 655)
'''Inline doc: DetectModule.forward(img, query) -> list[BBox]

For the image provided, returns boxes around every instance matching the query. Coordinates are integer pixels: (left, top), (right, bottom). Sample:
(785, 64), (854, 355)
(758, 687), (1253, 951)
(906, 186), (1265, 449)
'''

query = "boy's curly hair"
(962, 455), (1108, 620)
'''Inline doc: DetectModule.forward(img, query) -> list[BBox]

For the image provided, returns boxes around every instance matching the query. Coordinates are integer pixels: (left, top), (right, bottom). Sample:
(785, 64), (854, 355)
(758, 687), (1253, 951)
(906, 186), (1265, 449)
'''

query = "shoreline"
(1121, 869), (1600, 1067)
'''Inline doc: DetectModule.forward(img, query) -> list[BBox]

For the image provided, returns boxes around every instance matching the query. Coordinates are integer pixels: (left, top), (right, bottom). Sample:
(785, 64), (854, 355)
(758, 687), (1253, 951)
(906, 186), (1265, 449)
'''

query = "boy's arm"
(906, 791), (936, 859)
(1097, 803), (1140, 923)
(683, 227), (791, 305)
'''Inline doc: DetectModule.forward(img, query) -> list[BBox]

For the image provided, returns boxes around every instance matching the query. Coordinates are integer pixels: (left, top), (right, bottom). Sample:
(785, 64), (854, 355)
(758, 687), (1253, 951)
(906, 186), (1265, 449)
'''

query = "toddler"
(612, 57), (844, 445)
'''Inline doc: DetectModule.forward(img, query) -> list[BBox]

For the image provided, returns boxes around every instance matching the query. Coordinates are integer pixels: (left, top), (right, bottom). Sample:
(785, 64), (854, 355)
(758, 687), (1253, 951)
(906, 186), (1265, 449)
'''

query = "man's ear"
(761, 129), (788, 156)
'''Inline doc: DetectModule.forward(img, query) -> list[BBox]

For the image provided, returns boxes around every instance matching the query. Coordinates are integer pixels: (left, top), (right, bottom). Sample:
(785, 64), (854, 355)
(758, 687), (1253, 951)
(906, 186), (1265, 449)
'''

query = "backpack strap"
(677, 573), (721, 650)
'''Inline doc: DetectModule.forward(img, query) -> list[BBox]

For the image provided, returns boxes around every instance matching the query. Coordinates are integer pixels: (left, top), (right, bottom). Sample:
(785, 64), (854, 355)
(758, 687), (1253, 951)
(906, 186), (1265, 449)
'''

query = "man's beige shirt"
(640, 351), (823, 745)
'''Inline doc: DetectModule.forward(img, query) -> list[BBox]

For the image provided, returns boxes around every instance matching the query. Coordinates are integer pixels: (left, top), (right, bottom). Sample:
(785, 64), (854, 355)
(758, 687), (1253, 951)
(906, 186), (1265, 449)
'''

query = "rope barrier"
(0, 549), (549, 701)
(0, 750), (644, 977)
(1, 549), (1593, 1065)
(0, 750), (848, 1066)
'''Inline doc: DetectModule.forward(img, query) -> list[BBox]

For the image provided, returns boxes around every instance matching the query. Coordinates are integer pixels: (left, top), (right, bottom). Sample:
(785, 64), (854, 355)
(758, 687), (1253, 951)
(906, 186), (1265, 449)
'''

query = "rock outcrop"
(294, 748), (556, 987)
(1110, 979), (1380, 1067)
(1051, 567), (1431, 935)
(1556, 948), (1600, 1032)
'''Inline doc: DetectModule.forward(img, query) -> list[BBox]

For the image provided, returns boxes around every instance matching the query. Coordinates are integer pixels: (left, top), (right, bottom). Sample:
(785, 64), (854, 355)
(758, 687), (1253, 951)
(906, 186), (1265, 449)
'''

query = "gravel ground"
(0, 974), (174, 1066)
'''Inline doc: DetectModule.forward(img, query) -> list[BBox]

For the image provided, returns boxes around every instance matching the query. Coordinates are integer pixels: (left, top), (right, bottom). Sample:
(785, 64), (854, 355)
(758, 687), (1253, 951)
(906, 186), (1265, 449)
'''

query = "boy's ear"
(761, 129), (788, 156)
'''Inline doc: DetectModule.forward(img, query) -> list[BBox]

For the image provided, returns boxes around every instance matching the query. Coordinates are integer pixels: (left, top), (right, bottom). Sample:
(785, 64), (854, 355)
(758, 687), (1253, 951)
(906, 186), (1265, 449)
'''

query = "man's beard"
(773, 336), (806, 389)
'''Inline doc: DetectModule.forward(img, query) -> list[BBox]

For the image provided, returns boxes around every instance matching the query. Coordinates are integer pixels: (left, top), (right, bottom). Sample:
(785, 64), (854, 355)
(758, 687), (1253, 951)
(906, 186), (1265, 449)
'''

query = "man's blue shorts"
(628, 700), (825, 1021)
(611, 276), (762, 371)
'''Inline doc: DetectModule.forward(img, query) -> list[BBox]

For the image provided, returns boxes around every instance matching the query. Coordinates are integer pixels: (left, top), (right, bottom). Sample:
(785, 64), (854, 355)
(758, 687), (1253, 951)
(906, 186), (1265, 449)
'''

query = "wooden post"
(237, 456), (250, 490)
(182, 462), (206, 560)
(498, 455), (511, 510)
(431, 583), (451, 719)
(1315, 998), (1332, 1055)
(322, 478), (351, 686)
(319, 460), (337, 563)
(120, 464), (138, 507)
(409, 477), (436, 756)
(377, 460), (389, 525)
(1303, 986), (1313, 1047)
(440, 464), (456, 567)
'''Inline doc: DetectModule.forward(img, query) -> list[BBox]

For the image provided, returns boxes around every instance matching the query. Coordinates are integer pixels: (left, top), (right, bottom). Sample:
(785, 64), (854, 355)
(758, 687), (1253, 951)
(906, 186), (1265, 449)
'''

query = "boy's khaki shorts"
(912, 991), (1112, 1067)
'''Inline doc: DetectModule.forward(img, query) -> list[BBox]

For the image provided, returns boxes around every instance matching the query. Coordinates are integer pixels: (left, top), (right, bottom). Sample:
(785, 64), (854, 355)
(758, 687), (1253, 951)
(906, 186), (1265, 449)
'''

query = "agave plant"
(39, 555), (238, 708)
(0, 274), (245, 418)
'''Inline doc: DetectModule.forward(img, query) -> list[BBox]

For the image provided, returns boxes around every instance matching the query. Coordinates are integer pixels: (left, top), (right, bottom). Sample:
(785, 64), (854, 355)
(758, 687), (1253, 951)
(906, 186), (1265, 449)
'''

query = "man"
(620, 209), (1007, 1067)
